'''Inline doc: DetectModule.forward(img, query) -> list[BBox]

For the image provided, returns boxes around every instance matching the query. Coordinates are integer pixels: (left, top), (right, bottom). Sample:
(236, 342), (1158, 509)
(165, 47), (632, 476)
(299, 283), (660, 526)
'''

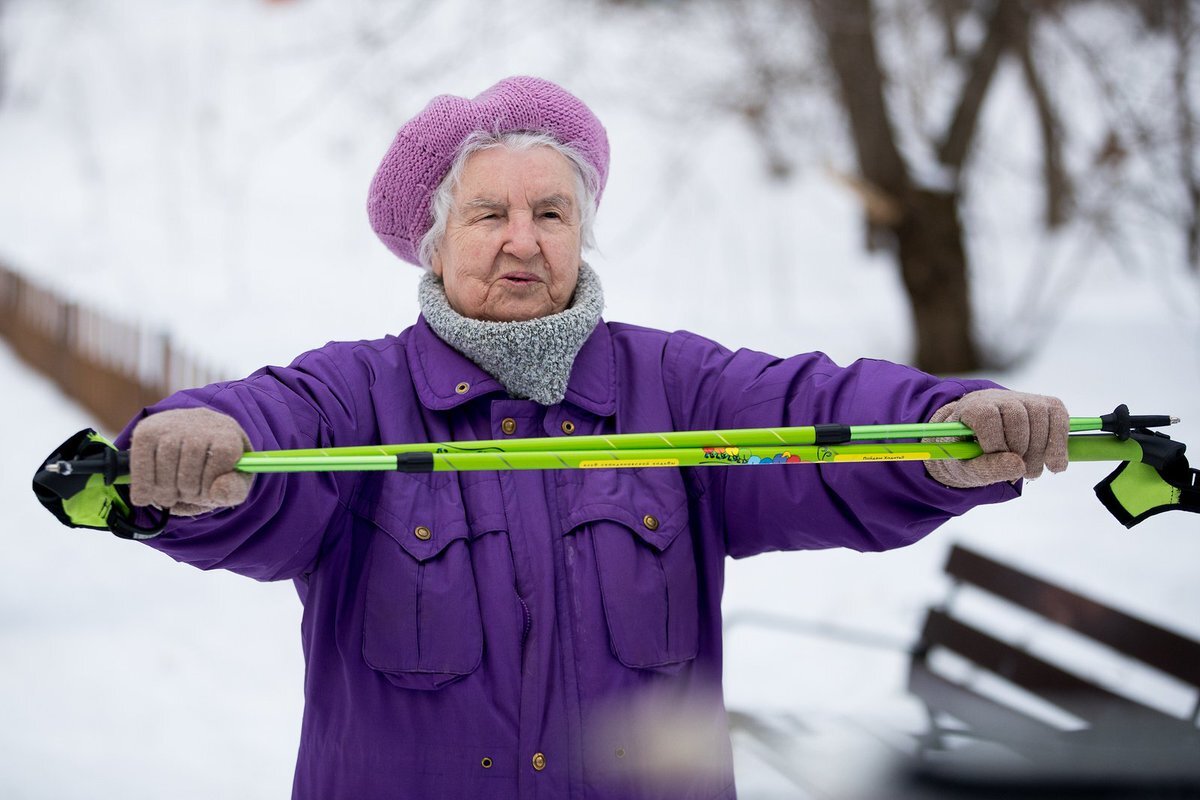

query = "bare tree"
(1038, 1), (1200, 273)
(815, 0), (979, 371)
(596, 0), (1200, 373)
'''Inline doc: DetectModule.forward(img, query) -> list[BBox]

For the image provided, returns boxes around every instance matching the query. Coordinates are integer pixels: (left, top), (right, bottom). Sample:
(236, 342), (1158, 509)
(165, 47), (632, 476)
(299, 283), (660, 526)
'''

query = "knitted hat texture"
(367, 76), (610, 266)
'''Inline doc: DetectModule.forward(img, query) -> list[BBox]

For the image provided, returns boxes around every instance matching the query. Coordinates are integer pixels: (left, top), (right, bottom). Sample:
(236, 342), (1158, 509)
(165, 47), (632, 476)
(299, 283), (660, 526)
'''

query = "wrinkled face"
(432, 146), (583, 322)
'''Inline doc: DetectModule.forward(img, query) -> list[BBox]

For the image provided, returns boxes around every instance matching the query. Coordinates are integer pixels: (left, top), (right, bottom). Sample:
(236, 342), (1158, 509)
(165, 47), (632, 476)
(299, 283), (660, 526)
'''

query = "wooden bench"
(909, 544), (1200, 790)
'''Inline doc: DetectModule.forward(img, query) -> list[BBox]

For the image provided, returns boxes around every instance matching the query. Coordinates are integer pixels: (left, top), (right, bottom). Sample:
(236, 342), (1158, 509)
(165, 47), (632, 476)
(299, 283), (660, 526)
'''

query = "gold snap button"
(501, 417), (518, 435)
(532, 752), (547, 771)
(480, 757), (493, 769)
(455, 382), (470, 395)
(615, 747), (626, 759)
(414, 525), (432, 541)
(642, 515), (660, 531)
(561, 420), (576, 435)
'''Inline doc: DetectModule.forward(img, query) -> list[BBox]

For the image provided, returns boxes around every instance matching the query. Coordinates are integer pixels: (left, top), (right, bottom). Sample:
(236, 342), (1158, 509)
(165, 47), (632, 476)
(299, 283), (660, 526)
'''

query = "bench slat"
(920, 609), (1188, 732)
(944, 545), (1200, 688)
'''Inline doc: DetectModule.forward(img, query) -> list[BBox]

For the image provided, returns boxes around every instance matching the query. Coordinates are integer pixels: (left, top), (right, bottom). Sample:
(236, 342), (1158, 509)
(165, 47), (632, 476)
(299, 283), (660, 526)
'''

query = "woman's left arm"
(664, 331), (1022, 559)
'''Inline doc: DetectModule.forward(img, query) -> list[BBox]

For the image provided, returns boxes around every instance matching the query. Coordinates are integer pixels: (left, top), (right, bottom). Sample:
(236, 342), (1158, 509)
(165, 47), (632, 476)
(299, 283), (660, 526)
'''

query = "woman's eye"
(542, 211), (562, 220)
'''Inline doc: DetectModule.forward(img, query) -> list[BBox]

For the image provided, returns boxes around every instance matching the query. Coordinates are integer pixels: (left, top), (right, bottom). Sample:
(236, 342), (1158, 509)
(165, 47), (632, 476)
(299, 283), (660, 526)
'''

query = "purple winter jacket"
(116, 317), (1016, 799)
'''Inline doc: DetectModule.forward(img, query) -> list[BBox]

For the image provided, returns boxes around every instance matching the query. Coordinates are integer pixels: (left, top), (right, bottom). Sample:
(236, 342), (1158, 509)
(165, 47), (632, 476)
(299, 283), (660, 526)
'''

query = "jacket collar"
(407, 314), (616, 417)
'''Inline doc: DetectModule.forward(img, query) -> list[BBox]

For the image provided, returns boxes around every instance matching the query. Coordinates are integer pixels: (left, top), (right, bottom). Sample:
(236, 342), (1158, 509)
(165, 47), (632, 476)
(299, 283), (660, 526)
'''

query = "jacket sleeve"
(663, 330), (1020, 558)
(113, 345), (373, 582)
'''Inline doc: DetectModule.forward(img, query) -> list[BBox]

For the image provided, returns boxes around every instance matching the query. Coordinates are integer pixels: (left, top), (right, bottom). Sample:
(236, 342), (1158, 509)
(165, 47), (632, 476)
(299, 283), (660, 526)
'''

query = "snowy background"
(1, 1), (1198, 797)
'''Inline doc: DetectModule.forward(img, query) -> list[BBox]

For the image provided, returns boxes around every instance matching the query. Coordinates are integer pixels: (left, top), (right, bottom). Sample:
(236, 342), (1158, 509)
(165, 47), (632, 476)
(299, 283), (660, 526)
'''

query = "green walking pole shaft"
(233, 434), (1146, 474)
(223, 407), (1176, 466)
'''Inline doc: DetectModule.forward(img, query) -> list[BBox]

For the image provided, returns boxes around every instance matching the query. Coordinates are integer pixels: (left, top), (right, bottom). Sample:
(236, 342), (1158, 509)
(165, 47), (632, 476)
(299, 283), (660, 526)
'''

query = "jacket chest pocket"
(354, 474), (483, 691)
(559, 469), (699, 672)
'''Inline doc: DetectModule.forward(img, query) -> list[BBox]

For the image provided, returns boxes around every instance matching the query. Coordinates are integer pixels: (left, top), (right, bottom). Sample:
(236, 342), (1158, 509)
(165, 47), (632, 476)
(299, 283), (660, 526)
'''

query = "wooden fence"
(0, 263), (225, 433)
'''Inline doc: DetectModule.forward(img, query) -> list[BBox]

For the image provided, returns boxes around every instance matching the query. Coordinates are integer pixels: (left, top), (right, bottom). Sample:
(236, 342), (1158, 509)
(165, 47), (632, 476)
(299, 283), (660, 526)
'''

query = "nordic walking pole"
(32, 406), (1196, 533)
(227, 436), (1145, 474)
(41, 407), (1174, 477)
(186, 405), (1185, 465)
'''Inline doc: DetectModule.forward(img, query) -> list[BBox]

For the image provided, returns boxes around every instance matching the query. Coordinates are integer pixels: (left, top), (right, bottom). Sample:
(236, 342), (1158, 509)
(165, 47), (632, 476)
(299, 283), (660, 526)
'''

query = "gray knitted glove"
(925, 389), (1070, 488)
(129, 408), (254, 516)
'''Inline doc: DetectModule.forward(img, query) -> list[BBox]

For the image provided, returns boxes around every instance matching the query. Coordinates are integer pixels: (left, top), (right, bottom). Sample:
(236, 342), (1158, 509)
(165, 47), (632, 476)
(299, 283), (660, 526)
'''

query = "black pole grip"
(1099, 404), (1174, 440)
(49, 450), (131, 483)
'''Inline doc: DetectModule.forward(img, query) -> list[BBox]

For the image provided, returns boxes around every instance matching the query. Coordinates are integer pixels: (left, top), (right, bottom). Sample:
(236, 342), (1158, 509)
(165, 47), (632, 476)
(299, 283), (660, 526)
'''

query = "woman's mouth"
(500, 272), (540, 285)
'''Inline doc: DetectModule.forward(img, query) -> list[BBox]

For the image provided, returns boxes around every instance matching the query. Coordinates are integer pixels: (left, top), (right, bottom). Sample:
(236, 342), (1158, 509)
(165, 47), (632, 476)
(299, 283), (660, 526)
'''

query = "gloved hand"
(129, 408), (254, 516)
(925, 389), (1069, 488)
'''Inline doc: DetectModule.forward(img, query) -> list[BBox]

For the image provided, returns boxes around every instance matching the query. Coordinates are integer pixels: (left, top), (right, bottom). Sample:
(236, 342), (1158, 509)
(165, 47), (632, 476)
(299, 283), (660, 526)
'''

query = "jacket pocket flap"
(559, 468), (689, 551)
(352, 474), (470, 563)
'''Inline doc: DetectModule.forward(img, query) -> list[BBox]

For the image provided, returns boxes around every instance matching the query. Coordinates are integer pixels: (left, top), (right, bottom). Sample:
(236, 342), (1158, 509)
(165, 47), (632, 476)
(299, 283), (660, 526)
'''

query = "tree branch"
(811, 0), (908, 194)
(932, 0), (965, 60)
(1017, 18), (1071, 228)
(725, 0), (799, 179)
(937, 0), (1028, 173)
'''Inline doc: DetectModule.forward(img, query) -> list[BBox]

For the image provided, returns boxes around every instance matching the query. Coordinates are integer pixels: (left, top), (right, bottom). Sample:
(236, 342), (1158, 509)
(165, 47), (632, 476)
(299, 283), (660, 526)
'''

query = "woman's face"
(432, 146), (583, 322)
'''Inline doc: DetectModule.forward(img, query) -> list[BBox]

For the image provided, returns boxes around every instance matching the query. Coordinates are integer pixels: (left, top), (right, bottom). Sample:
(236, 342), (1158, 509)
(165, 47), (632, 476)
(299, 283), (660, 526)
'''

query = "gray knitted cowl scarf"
(418, 262), (604, 406)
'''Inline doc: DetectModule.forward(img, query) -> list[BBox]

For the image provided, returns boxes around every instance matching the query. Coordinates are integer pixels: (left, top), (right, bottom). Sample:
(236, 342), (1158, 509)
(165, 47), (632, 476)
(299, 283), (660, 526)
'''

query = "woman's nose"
(501, 216), (540, 261)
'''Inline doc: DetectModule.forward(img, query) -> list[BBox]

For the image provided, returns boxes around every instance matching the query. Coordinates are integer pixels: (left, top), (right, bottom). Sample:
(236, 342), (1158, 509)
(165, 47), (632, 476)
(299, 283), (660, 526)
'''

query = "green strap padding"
(1094, 460), (1199, 528)
(1104, 462), (1180, 517)
(60, 472), (129, 529)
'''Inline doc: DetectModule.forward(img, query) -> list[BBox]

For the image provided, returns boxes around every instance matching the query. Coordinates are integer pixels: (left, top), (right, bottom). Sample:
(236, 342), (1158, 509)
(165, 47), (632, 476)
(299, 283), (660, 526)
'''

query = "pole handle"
(1066, 435), (1144, 462)
(44, 449), (129, 485)
(1099, 404), (1177, 440)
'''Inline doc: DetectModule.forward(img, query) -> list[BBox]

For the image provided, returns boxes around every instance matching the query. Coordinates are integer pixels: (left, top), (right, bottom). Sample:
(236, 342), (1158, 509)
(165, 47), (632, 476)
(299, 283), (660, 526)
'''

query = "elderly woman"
(109, 77), (1066, 799)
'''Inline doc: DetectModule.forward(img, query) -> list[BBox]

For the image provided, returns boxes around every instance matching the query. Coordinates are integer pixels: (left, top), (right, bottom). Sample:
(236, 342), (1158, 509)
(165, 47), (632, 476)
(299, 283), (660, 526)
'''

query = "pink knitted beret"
(367, 76), (610, 266)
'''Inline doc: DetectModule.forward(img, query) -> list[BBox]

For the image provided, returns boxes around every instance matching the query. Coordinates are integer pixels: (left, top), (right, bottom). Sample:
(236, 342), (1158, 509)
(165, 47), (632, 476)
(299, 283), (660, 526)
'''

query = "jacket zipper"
(517, 592), (532, 647)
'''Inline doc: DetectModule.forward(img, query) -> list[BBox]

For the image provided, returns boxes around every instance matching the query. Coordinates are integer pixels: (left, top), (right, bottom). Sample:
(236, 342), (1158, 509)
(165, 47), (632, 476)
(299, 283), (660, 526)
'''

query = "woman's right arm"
(113, 346), (372, 582)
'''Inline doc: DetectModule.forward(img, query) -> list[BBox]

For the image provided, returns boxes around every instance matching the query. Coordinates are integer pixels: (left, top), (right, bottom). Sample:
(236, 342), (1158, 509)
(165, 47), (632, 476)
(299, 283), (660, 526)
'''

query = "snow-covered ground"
(1, 340), (303, 799)
(1, 1), (1198, 797)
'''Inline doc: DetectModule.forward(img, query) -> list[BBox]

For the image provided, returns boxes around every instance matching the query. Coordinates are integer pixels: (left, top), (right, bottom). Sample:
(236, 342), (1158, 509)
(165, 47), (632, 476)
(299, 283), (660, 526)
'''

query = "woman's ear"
(430, 249), (443, 278)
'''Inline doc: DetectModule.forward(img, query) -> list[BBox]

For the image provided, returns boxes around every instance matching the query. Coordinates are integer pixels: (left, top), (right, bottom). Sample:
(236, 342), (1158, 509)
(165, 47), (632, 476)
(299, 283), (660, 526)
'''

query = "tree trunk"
(813, 0), (981, 374)
(897, 188), (978, 374)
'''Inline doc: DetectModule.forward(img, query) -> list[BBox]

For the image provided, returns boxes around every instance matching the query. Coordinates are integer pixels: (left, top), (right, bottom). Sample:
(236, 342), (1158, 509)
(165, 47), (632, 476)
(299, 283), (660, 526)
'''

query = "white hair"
(418, 130), (600, 270)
